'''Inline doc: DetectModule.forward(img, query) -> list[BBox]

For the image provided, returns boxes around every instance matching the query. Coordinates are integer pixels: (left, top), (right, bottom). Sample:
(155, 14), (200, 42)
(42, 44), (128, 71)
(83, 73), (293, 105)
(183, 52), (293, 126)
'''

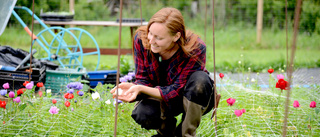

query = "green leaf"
(27, 101), (34, 107)
(19, 103), (27, 111)
(315, 108), (320, 114)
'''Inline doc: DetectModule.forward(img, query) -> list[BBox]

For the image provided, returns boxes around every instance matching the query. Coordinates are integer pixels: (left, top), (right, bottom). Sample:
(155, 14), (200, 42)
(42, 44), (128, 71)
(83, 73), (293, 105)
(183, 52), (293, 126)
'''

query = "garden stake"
(282, 0), (302, 136)
(114, 0), (123, 136)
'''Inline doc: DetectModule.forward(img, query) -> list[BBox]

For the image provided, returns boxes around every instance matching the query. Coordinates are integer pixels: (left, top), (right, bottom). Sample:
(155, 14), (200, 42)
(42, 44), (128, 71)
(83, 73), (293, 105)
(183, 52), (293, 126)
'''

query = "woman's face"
(148, 23), (176, 54)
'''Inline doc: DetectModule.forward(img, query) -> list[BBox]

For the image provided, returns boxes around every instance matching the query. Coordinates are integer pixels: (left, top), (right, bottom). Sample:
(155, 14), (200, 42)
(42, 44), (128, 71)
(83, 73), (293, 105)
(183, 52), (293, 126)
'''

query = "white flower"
(46, 89), (52, 94)
(238, 61), (241, 64)
(105, 99), (111, 104)
(251, 78), (256, 82)
(92, 92), (100, 100)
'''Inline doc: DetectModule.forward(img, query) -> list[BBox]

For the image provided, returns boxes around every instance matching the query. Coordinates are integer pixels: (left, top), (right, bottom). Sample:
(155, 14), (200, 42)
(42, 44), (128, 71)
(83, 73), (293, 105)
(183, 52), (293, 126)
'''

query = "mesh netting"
(0, 68), (319, 136)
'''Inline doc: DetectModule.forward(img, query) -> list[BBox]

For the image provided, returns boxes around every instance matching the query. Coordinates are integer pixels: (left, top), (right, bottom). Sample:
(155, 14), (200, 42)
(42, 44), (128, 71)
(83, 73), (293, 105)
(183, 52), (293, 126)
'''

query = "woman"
(111, 7), (215, 137)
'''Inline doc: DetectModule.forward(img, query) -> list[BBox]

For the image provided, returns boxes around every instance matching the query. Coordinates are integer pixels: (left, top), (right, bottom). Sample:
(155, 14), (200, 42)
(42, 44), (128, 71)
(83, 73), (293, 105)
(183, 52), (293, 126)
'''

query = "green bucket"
(45, 68), (86, 94)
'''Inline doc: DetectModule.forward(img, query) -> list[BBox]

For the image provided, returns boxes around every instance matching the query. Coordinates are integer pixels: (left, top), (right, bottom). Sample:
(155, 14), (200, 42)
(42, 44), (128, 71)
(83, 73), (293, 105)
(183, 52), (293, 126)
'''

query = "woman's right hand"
(110, 82), (136, 98)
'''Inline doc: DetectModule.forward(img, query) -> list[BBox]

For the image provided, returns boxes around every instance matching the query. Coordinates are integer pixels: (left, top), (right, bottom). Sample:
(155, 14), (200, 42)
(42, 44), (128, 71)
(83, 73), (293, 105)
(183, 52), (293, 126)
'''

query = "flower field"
(0, 69), (319, 136)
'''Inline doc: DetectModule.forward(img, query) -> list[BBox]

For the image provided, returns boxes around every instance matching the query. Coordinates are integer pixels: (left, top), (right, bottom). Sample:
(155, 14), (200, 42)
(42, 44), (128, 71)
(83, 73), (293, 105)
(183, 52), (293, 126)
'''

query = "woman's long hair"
(134, 7), (200, 58)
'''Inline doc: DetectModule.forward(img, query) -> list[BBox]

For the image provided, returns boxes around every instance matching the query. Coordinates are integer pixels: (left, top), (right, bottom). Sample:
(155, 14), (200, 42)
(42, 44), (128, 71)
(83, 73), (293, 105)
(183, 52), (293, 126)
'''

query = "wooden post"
(69, 0), (75, 28)
(256, 0), (263, 44)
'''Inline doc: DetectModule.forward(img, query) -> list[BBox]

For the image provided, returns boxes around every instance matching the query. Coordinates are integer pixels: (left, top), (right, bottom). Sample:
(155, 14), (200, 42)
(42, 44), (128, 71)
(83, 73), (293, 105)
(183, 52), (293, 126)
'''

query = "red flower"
(293, 100), (300, 108)
(38, 91), (43, 97)
(0, 100), (6, 109)
(276, 79), (289, 90)
(77, 91), (80, 95)
(268, 69), (274, 74)
(23, 81), (29, 87)
(17, 88), (26, 96)
(226, 97), (236, 106)
(64, 93), (74, 99)
(3, 121), (5, 124)
(310, 101), (316, 108)
(52, 99), (57, 104)
(36, 82), (44, 87)
(65, 101), (70, 107)
(219, 73), (224, 79)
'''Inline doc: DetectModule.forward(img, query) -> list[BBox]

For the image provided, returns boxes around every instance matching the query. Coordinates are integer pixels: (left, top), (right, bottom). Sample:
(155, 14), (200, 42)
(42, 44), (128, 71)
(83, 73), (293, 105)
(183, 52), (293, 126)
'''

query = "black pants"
(131, 71), (215, 137)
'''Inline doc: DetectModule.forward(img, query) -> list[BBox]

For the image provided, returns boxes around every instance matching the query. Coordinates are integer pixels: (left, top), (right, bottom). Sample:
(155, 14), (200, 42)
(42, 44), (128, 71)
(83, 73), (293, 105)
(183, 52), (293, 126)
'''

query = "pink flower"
(277, 74), (285, 80)
(26, 82), (34, 89)
(234, 110), (243, 117)
(241, 109), (246, 113)
(49, 106), (59, 114)
(310, 101), (316, 108)
(13, 97), (21, 103)
(8, 91), (15, 98)
(2, 83), (9, 89)
(293, 100), (300, 108)
(226, 98), (236, 106)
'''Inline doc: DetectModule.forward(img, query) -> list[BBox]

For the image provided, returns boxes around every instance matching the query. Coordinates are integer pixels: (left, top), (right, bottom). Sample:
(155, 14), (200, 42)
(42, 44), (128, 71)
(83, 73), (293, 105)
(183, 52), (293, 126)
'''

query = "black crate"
(40, 13), (74, 21)
(0, 66), (46, 91)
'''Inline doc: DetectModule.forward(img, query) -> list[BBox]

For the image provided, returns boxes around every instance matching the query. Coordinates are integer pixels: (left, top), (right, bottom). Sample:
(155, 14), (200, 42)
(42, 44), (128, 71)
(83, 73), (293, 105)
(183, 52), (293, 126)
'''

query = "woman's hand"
(110, 82), (139, 102)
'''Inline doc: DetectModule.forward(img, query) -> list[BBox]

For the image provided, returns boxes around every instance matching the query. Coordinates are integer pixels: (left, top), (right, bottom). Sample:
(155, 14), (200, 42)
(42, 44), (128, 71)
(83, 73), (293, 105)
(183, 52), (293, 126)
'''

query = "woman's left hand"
(110, 83), (140, 102)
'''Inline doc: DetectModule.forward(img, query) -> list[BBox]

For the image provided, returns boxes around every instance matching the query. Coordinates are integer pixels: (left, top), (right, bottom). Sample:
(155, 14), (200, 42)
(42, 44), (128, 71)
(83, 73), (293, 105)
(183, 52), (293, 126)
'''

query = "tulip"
(219, 73), (224, 79)
(49, 106), (59, 114)
(2, 83), (9, 89)
(310, 101), (316, 108)
(92, 92), (100, 100)
(268, 69), (274, 74)
(277, 74), (285, 80)
(65, 101), (70, 107)
(13, 97), (21, 103)
(235, 110), (243, 117)
(8, 91), (15, 98)
(52, 99), (57, 104)
(226, 98), (236, 106)
(293, 100), (300, 108)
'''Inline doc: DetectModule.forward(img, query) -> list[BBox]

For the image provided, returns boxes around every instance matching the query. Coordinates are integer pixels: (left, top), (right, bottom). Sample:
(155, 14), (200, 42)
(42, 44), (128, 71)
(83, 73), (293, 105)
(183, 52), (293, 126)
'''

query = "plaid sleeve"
(156, 39), (207, 105)
(133, 34), (152, 87)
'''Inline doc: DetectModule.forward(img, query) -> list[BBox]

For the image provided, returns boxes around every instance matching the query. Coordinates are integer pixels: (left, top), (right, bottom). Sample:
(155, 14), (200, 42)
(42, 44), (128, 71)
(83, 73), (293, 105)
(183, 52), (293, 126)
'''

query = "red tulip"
(36, 82), (44, 87)
(310, 101), (316, 108)
(276, 79), (289, 91)
(268, 69), (274, 74)
(219, 73), (224, 79)
(0, 100), (6, 109)
(52, 99), (57, 104)
(234, 110), (243, 117)
(23, 81), (29, 87)
(226, 98), (236, 106)
(293, 100), (300, 108)
(65, 101), (70, 107)
(17, 88), (25, 96)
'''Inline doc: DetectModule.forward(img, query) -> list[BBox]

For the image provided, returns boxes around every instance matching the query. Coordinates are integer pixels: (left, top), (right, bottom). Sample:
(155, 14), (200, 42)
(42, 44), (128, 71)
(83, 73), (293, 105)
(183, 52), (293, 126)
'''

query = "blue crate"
(87, 70), (117, 87)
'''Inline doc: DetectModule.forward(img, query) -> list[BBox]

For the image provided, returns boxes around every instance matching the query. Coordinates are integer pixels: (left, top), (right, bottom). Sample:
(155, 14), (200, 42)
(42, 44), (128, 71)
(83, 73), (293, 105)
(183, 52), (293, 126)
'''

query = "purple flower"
(78, 91), (84, 96)
(0, 89), (7, 96)
(124, 75), (133, 81)
(113, 99), (123, 106)
(128, 72), (135, 77)
(71, 108), (74, 111)
(120, 77), (127, 82)
(67, 89), (74, 94)
(49, 106), (59, 114)
(66, 82), (83, 90)
(13, 97), (21, 103)
(26, 82), (34, 89)
(74, 100), (77, 103)
(2, 83), (9, 89)
(8, 91), (15, 98)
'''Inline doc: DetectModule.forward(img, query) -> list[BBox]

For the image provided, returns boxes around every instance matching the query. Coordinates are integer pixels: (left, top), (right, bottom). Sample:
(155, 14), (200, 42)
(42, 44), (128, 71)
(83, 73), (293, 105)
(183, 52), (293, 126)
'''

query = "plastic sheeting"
(0, 0), (17, 36)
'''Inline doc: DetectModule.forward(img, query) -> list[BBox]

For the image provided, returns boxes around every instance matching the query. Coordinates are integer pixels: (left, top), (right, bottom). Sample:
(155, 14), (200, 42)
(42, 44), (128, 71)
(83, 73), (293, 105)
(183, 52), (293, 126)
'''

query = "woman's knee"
(183, 71), (214, 107)
(131, 99), (162, 129)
